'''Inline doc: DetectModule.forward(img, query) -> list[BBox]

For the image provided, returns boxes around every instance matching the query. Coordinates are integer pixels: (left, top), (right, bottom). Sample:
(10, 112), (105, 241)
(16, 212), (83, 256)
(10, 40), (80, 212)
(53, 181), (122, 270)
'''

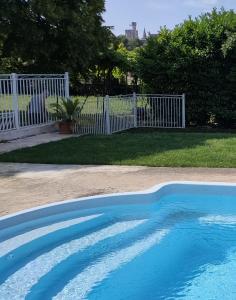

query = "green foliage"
(51, 98), (81, 122)
(137, 9), (236, 127)
(112, 43), (138, 82)
(87, 37), (139, 94)
(116, 35), (144, 51)
(0, 0), (109, 74)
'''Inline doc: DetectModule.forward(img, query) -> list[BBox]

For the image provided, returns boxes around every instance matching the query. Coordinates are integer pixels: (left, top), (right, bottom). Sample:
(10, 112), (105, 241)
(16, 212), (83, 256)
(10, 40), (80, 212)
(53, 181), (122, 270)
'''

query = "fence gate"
(74, 93), (185, 135)
(107, 95), (136, 134)
(0, 73), (69, 132)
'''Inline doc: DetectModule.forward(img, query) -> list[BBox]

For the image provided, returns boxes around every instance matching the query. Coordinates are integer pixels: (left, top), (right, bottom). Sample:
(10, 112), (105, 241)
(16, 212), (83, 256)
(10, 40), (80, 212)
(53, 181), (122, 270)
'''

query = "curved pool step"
(24, 210), (193, 299)
(0, 214), (111, 283)
(27, 219), (168, 300)
(0, 219), (146, 300)
(53, 228), (169, 300)
(0, 214), (101, 257)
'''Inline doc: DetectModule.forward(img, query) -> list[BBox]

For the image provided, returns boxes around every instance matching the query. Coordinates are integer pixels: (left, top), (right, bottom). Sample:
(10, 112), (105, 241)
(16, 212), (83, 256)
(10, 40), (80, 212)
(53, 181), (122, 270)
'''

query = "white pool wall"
(1, 181), (236, 232)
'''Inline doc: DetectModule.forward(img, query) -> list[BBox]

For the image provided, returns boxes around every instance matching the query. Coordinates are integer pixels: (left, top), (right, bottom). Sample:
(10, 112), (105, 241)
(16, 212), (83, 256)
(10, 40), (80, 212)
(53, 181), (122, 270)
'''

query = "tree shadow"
(0, 129), (235, 171)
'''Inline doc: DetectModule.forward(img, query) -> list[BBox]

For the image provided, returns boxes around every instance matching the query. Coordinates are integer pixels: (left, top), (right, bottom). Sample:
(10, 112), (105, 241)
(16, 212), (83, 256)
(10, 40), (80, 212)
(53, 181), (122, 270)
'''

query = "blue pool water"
(0, 183), (236, 300)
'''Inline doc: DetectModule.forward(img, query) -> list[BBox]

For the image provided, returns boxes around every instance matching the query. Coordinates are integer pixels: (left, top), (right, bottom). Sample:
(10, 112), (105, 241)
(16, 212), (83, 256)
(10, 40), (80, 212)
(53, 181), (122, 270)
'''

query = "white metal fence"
(73, 96), (107, 135)
(74, 93), (185, 135)
(108, 94), (135, 134)
(136, 94), (185, 128)
(0, 75), (185, 137)
(0, 73), (69, 132)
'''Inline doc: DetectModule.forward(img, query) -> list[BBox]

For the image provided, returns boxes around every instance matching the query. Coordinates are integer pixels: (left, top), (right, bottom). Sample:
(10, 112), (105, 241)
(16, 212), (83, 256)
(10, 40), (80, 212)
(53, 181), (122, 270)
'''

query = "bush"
(137, 9), (236, 128)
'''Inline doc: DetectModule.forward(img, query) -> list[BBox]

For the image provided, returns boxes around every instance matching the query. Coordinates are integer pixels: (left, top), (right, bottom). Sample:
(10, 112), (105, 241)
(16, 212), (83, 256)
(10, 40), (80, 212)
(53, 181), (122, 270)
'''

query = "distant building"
(125, 22), (139, 40)
(124, 22), (157, 41)
(142, 28), (147, 41)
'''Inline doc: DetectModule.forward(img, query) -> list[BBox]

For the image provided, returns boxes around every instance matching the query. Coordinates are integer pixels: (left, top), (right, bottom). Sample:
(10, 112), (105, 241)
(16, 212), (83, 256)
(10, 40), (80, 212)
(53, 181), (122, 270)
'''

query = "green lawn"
(0, 130), (236, 167)
(0, 95), (151, 113)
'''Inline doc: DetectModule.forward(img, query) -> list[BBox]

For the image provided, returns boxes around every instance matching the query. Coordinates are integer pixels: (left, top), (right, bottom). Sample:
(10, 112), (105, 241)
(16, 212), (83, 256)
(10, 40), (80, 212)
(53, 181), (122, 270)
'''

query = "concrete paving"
(0, 133), (75, 154)
(0, 163), (235, 217)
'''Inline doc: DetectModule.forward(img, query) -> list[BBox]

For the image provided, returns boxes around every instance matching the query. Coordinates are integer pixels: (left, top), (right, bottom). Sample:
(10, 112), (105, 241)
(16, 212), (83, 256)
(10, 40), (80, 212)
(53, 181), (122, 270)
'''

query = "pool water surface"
(0, 183), (236, 300)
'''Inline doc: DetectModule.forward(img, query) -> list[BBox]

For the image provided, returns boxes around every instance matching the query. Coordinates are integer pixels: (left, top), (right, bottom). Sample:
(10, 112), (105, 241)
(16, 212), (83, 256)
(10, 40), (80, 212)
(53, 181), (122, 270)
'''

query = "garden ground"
(1, 129), (235, 216)
(0, 129), (235, 167)
(1, 163), (236, 217)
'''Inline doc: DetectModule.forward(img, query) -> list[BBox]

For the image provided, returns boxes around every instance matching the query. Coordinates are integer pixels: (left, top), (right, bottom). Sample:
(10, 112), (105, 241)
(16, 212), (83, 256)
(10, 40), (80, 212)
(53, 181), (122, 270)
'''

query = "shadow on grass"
(0, 129), (235, 169)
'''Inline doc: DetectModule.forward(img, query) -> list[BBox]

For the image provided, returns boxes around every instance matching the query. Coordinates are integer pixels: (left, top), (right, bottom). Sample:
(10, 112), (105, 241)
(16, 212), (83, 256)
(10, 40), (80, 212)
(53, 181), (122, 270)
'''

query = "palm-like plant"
(51, 98), (81, 122)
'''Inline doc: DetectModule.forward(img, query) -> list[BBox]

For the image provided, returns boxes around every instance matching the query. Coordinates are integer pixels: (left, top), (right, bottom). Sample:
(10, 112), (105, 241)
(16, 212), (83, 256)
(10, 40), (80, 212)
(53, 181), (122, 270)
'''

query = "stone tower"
(142, 28), (147, 41)
(125, 22), (139, 40)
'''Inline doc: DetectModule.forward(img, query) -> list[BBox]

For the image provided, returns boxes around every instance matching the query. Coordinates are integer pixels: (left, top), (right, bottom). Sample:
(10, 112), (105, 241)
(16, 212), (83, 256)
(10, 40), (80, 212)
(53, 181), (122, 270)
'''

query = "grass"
(0, 95), (57, 111)
(0, 95), (133, 114)
(0, 130), (236, 167)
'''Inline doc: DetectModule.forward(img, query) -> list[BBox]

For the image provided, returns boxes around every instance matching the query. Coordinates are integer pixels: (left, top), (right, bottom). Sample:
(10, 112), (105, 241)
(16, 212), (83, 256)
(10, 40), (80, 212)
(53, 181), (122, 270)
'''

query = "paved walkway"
(0, 163), (235, 217)
(0, 133), (75, 154)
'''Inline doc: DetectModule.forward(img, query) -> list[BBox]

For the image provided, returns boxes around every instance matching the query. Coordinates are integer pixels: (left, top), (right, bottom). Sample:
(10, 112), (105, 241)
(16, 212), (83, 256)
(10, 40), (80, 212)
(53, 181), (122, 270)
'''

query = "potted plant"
(51, 98), (81, 134)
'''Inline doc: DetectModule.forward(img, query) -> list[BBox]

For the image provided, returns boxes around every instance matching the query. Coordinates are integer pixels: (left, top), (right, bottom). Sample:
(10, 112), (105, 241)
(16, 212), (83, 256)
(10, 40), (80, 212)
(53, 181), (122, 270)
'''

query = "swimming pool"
(0, 182), (236, 300)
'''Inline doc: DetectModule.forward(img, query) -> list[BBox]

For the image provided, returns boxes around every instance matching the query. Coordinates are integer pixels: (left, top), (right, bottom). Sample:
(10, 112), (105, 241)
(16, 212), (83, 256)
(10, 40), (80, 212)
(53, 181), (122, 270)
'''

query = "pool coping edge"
(1, 181), (236, 222)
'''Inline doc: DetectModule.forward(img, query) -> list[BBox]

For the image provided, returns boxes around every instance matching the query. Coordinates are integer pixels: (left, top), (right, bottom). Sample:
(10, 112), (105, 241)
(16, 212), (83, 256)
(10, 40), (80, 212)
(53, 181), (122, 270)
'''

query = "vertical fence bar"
(104, 95), (111, 135)
(133, 92), (137, 128)
(26, 78), (30, 126)
(64, 72), (69, 99)
(11, 73), (20, 129)
(182, 93), (186, 128)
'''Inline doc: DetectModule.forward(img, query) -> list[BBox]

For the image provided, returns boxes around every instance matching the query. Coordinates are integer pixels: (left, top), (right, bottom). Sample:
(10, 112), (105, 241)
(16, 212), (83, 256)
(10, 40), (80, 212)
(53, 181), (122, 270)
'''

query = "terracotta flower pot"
(58, 121), (73, 134)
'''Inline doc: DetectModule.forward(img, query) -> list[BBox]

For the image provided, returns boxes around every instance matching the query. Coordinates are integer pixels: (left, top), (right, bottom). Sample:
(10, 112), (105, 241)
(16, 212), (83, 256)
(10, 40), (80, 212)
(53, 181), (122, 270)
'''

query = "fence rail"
(0, 73), (69, 132)
(74, 93), (186, 135)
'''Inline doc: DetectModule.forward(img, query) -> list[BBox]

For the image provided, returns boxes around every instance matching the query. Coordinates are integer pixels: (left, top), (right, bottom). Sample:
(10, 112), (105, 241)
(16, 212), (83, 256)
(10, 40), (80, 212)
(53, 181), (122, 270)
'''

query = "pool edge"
(1, 181), (236, 223)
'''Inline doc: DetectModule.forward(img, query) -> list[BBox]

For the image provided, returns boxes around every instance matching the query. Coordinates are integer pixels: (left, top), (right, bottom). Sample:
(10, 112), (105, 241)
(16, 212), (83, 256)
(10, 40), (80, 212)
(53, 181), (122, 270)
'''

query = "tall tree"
(0, 0), (110, 74)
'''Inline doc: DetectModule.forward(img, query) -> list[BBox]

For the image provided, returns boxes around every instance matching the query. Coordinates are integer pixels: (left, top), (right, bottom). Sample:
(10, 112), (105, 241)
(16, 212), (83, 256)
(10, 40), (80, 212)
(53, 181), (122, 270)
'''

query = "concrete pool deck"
(0, 133), (76, 154)
(0, 163), (236, 217)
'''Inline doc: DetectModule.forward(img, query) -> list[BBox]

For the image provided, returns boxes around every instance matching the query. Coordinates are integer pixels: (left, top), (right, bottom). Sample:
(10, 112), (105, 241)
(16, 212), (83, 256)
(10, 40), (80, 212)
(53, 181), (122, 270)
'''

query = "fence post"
(104, 95), (111, 135)
(133, 92), (137, 128)
(11, 73), (20, 129)
(182, 93), (186, 128)
(64, 72), (70, 99)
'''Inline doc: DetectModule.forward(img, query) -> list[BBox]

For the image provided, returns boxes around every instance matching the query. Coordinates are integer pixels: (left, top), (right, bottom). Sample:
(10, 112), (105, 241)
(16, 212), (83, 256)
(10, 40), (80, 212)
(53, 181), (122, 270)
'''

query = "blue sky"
(104, 0), (236, 36)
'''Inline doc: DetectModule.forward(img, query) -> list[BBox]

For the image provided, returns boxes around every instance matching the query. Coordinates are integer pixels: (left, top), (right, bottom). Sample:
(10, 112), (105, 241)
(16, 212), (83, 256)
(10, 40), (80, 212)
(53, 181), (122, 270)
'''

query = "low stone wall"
(0, 123), (57, 142)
